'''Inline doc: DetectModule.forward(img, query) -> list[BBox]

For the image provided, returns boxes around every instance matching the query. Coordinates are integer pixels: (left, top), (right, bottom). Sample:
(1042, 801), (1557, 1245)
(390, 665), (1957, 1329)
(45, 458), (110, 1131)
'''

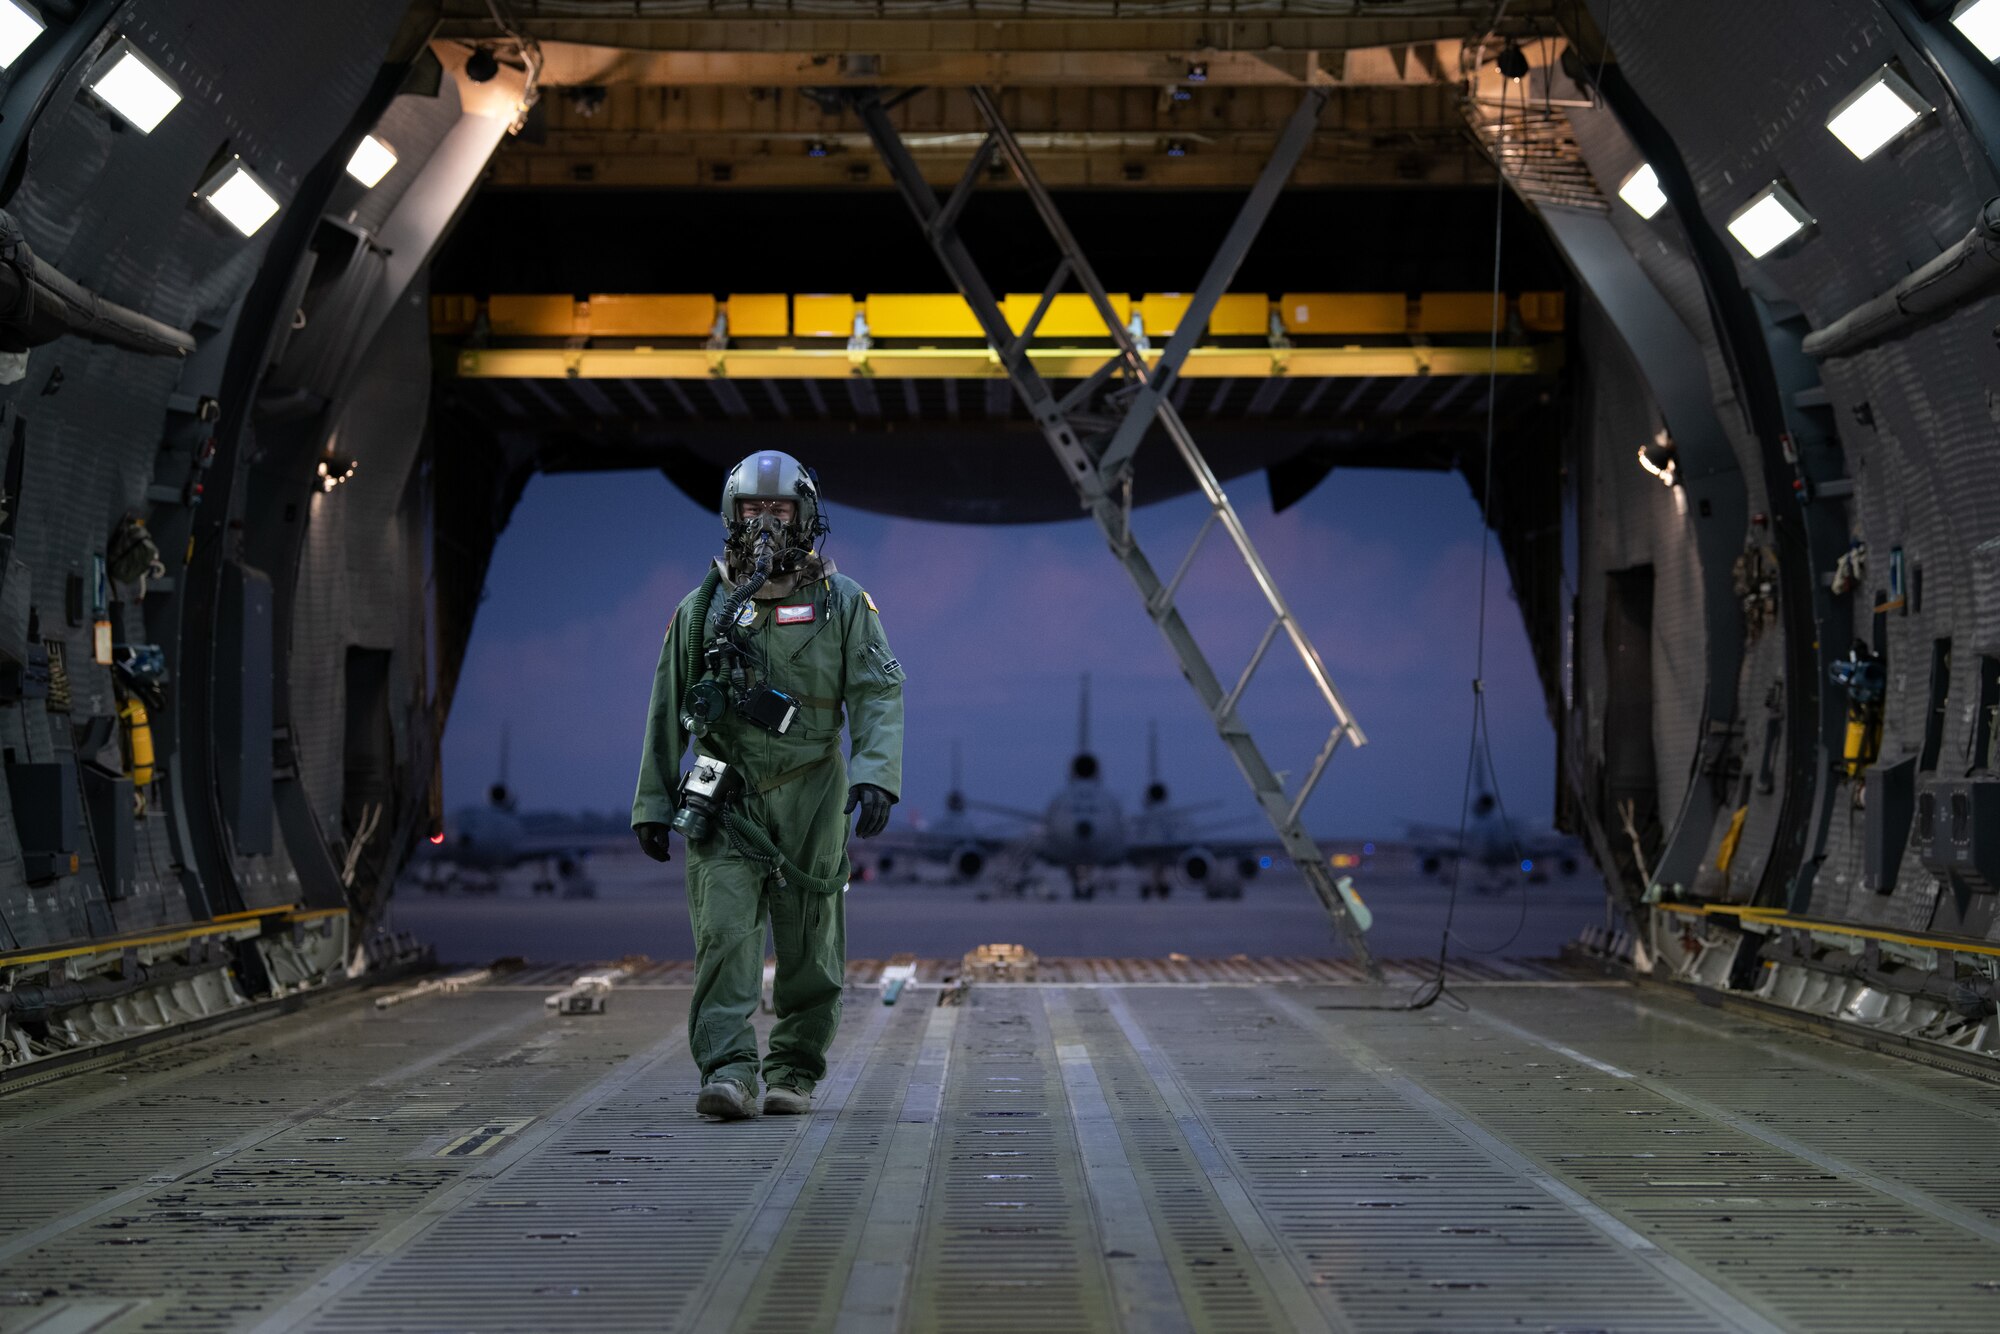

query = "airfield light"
(1952, 0), (2000, 61)
(1521, 859), (1534, 873)
(1726, 182), (1813, 258)
(0, 2), (44, 69)
(1617, 163), (1668, 219)
(1362, 842), (1376, 856)
(345, 135), (398, 187)
(197, 159), (281, 237)
(1826, 66), (1928, 160)
(88, 39), (181, 133)
(1258, 855), (1272, 869)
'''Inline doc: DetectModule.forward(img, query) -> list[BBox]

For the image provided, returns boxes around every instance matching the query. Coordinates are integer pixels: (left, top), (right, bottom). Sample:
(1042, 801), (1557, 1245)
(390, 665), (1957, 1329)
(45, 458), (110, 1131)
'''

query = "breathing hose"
(721, 807), (850, 895)
(683, 567), (721, 692)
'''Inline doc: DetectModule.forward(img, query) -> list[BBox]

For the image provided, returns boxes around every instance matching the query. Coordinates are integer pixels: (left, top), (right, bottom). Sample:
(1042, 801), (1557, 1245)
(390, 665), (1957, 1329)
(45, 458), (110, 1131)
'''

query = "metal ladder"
(850, 86), (1378, 973)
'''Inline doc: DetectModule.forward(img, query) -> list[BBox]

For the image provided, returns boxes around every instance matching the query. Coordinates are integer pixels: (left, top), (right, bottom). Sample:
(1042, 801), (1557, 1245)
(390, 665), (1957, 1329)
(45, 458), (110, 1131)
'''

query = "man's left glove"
(845, 783), (892, 838)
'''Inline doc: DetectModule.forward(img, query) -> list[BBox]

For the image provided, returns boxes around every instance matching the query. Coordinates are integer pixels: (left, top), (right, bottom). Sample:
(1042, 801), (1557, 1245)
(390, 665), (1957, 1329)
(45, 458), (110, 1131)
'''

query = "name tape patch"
(776, 604), (816, 625)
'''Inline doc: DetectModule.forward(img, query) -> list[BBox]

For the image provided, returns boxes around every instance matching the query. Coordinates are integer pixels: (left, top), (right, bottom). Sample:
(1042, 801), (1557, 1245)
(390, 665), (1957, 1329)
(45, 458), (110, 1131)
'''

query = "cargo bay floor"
(5, 958), (2000, 1333)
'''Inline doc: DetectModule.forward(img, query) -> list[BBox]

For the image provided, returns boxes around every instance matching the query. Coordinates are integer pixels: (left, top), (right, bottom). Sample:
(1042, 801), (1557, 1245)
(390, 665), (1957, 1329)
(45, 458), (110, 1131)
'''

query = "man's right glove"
(635, 823), (673, 863)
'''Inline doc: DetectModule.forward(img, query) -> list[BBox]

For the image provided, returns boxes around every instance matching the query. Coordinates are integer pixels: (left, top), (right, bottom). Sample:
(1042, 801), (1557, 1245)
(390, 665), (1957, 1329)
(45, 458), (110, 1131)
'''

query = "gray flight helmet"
(720, 449), (822, 544)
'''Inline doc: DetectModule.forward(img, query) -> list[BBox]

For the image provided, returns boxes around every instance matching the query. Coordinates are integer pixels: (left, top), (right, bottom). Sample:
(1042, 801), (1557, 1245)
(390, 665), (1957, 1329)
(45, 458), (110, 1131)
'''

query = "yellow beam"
(436, 292), (1568, 340)
(0, 905), (338, 970)
(1654, 902), (2000, 961)
(453, 343), (1559, 381)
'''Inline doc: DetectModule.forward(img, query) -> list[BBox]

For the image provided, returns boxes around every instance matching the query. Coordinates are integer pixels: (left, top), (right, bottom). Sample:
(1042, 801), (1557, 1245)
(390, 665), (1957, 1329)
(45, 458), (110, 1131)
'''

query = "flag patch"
(776, 604), (816, 624)
(864, 591), (879, 613)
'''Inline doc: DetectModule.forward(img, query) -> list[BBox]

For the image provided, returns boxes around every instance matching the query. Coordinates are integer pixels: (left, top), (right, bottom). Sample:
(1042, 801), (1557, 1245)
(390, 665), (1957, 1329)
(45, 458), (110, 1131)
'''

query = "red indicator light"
(429, 831), (445, 844)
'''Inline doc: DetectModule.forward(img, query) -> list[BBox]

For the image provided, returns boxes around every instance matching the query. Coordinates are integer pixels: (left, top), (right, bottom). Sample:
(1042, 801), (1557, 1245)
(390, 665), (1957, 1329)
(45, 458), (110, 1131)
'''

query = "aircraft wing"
(964, 798), (1044, 824)
(504, 827), (631, 865)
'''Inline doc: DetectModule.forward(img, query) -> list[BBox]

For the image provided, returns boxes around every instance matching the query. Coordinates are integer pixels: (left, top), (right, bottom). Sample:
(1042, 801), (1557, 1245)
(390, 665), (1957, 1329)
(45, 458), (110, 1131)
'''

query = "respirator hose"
(683, 567), (721, 694)
(721, 807), (850, 895)
(712, 530), (775, 643)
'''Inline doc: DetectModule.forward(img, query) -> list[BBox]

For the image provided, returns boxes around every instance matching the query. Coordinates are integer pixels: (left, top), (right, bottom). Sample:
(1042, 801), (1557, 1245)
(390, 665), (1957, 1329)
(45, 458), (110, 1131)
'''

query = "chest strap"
(748, 746), (838, 797)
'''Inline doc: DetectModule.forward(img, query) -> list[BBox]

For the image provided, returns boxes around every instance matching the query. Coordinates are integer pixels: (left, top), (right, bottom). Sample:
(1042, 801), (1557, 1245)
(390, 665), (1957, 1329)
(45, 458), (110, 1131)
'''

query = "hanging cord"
(1324, 52), (1520, 1013)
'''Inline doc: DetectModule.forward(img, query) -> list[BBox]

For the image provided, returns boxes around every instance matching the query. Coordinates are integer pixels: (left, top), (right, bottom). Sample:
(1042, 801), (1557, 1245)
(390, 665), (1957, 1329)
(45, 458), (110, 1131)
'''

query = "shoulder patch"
(864, 591), (879, 613)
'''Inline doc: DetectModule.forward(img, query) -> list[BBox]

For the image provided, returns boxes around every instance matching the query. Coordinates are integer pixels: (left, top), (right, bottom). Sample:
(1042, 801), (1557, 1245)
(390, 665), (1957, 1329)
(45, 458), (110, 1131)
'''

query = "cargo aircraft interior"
(4, 2), (2000, 1330)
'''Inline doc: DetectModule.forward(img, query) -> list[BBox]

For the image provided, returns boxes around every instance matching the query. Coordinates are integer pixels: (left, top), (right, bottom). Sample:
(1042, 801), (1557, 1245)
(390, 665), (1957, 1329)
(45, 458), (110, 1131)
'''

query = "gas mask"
(725, 511), (803, 579)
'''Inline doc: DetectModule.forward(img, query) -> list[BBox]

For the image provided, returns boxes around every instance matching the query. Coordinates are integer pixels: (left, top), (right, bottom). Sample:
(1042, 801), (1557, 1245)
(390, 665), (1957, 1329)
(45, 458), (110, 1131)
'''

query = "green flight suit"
(632, 559), (904, 1095)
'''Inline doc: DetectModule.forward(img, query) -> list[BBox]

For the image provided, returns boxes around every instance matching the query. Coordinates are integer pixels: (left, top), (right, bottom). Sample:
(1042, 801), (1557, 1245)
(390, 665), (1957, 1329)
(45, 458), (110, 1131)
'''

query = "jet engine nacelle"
(1179, 847), (1214, 883)
(951, 845), (985, 881)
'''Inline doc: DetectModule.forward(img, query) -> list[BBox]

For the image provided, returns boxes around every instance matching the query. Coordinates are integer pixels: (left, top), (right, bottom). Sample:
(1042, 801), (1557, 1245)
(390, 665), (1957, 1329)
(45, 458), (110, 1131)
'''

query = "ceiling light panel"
(1617, 163), (1667, 219)
(199, 160), (281, 237)
(1826, 66), (1928, 160)
(0, 1), (45, 69)
(345, 135), (397, 187)
(87, 39), (181, 133)
(1727, 182), (1813, 259)
(1953, 0), (2000, 61)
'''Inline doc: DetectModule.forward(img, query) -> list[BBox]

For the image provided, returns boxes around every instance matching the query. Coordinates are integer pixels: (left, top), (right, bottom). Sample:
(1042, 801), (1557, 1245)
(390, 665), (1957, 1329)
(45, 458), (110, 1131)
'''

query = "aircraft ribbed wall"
(1568, 0), (2000, 937)
(0, 1), (409, 949)
(1569, 293), (1708, 848)
(289, 289), (435, 851)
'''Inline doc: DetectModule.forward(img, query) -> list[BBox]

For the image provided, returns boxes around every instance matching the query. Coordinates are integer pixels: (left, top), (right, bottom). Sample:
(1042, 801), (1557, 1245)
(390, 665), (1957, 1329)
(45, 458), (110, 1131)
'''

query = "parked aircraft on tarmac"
(1403, 748), (1583, 892)
(865, 677), (1266, 899)
(415, 730), (616, 896)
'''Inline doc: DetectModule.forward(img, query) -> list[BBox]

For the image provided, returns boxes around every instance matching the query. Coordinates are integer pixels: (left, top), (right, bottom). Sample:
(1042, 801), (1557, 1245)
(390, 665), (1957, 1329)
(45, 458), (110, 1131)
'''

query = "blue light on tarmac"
(1259, 856), (1272, 869)
(1521, 859), (1534, 872)
(1362, 842), (1376, 855)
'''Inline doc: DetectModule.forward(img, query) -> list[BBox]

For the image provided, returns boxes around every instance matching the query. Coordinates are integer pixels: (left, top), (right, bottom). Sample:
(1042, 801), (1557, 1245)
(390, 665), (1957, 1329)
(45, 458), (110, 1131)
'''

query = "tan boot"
(762, 1084), (811, 1115)
(696, 1079), (757, 1120)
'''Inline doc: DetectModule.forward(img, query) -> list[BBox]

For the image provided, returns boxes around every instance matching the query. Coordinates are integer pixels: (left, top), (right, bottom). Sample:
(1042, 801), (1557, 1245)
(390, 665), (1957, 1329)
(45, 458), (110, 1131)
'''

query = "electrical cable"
(1322, 48), (1518, 1015)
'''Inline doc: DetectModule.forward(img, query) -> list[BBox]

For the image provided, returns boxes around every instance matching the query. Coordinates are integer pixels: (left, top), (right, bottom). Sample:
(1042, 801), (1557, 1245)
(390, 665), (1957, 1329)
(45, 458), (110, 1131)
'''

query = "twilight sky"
(441, 463), (1557, 837)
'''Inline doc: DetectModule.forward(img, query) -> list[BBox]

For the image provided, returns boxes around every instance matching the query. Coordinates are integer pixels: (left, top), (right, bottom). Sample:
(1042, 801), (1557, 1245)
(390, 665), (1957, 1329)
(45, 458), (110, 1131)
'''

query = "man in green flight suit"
(631, 451), (904, 1120)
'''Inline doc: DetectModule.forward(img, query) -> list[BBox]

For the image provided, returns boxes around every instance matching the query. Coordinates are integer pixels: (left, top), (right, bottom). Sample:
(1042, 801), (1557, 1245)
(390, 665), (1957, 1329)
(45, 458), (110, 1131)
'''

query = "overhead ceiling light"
(345, 134), (397, 187)
(1952, 0), (2000, 61)
(1617, 163), (1667, 218)
(1726, 182), (1813, 258)
(0, 1), (46, 69)
(1826, 66), (1929, 160)
(87, 39), (181, 133)
(197, 158), (281, 237)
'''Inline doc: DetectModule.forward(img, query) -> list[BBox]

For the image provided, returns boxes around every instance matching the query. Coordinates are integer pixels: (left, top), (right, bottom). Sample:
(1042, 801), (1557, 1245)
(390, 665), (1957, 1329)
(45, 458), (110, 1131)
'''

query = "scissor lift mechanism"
(851, 86), (1378, 973)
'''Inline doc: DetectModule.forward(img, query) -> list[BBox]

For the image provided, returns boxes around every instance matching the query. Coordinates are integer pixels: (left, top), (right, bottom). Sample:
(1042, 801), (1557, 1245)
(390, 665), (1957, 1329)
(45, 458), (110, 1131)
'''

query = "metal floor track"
(4, 970), (1999, 1332)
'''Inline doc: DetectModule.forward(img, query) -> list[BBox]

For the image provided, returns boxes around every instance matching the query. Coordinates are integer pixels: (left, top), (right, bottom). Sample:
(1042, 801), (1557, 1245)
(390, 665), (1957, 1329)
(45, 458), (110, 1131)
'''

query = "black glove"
(845, 783), (892, 839)
(635, 822), (673, 863)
